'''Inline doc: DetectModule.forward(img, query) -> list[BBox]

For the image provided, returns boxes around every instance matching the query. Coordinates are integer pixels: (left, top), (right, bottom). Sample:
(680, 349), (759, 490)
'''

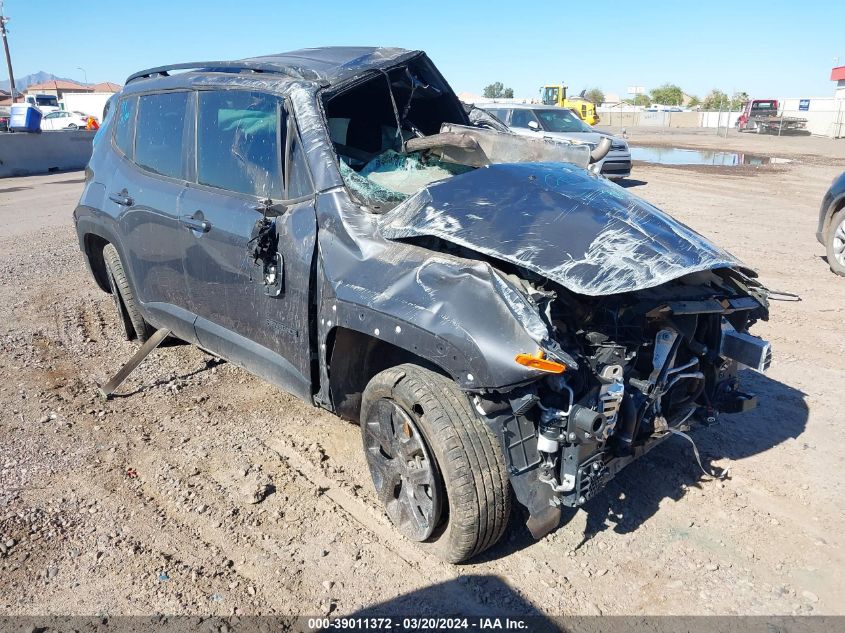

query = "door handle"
(108, 190), (133, 206)
(180, 214), (212, 233)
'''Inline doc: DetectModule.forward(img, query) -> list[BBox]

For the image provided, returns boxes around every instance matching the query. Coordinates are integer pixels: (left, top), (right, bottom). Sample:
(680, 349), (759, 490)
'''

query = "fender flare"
(322, 299), (494, 391)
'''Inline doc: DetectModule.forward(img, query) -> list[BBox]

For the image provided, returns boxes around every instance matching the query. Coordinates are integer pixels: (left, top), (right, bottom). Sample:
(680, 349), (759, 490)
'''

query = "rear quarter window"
(113, 97), (138, 158)
(134, 92), (190, 179)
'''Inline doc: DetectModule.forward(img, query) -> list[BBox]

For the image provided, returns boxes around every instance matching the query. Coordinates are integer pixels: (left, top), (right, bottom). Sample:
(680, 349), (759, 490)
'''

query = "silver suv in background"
(478, 103), (632, 180)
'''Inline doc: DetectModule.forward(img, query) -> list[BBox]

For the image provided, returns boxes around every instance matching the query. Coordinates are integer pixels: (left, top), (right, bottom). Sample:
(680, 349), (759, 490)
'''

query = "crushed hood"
(379, 162), (749, 296)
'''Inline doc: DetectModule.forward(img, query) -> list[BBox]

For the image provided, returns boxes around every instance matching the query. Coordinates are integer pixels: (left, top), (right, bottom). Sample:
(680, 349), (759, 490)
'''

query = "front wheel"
(360, 364), (511, 563)
(67, 123), (78, 130)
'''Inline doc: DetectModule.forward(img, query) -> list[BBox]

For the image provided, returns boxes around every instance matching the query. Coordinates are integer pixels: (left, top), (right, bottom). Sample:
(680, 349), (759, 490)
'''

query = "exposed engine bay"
(500, 266), (769, 511)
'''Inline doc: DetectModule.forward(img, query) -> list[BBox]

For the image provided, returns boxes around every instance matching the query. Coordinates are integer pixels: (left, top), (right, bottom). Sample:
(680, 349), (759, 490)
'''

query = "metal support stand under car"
(98, 328), (171, 400)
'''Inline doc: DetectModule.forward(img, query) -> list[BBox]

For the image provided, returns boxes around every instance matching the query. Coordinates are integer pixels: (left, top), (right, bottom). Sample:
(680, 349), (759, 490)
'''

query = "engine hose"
(669, 372), (707, 409)
(667, 428), (730, 480)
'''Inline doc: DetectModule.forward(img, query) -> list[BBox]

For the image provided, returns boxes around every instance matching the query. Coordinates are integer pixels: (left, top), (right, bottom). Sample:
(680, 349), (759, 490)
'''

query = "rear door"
(180, 89), (317, 399)
(105, 90), (196, 340)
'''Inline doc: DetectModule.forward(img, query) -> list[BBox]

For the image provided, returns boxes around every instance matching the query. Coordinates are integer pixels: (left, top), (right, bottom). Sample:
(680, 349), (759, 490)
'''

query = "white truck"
(59, 92), (112, 121)
(23, 94), (61, 114)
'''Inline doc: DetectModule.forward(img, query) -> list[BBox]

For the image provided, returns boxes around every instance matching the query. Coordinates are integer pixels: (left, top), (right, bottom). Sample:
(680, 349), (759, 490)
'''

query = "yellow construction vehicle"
(541, 85), (600, 126)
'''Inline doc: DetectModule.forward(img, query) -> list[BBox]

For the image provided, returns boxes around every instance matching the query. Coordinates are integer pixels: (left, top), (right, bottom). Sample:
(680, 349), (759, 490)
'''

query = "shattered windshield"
(324, 58), (472, 211)
(339, 150), (471, 209)
(324, 59), (592, 211)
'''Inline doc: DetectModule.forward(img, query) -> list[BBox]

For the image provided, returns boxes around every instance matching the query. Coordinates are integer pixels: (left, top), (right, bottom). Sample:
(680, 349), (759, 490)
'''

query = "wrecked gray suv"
(74, 47), (773, 563)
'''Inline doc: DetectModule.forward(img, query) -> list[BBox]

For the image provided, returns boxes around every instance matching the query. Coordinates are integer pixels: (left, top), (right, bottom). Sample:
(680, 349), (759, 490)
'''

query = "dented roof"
(126, 47), (419, 87)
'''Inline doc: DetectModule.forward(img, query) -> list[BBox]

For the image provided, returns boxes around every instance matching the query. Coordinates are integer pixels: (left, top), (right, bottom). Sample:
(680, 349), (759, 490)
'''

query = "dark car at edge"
(817, 171), (845, 276)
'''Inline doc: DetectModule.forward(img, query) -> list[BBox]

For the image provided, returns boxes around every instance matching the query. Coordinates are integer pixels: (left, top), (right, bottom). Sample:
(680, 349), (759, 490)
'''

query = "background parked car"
(40, 110), (90, 130)
(478, 103), (632, 180)
(817, 171), (845, 276)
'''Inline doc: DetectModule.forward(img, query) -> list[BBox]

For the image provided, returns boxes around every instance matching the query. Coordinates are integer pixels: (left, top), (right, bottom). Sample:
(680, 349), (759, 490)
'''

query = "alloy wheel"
(362, 399), (442, 541)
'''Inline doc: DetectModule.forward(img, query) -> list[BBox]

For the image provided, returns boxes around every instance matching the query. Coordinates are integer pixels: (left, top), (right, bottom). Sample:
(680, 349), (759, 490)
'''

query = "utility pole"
(0, 1), (16, 103)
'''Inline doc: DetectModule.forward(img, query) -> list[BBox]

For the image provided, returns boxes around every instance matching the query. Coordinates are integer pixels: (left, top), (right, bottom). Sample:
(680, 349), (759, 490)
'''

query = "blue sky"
(3, 0), (843, 99)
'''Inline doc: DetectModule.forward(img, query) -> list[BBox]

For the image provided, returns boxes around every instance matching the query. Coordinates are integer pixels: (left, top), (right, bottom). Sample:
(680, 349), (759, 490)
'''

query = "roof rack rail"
(125, 60), (321, 85)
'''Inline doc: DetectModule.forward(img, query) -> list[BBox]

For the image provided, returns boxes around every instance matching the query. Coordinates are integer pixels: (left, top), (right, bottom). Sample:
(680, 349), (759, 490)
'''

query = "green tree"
(702, 89), (730, 110)
(730, 91), (749, 110)
(687, 95), (701, 108)
(624, 93), (652, 107)
(585, 88), (605, 105)
(649, 83), (683, 106)
(483, 82), (513, 99)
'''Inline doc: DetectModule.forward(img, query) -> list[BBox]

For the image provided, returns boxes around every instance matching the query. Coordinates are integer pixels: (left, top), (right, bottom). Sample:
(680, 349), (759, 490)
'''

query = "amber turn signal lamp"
(514, 350), (566, 374)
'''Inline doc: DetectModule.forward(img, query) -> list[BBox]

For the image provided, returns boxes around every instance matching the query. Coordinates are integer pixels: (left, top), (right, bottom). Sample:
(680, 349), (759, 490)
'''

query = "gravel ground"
(1, 131), (843, 617)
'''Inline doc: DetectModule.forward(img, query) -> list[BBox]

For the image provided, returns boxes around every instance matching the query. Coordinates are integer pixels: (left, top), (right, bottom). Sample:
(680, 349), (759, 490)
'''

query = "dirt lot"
(1, 131), (844, 618)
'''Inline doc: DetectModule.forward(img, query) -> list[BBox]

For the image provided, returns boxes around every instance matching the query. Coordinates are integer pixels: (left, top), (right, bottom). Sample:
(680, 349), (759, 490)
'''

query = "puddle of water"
(631, 146), (791, 166)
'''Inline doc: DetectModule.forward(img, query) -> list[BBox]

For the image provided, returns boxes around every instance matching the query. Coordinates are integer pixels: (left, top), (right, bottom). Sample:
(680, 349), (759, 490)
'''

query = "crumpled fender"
(314, 189), (552, 390)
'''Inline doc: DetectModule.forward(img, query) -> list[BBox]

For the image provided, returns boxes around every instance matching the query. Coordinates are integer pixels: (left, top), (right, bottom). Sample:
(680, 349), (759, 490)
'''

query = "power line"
(1, 0), (17, 102)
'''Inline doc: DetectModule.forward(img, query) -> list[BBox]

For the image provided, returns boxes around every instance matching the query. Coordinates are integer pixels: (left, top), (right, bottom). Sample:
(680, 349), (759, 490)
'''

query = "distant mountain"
(0, 71), (78, 93)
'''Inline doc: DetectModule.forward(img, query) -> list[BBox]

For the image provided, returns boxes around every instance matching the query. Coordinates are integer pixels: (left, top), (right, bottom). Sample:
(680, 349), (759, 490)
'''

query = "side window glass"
(510, 109), (538, 128)
(135, 92), (189, 179)
(286, 127), (312, 199)
(197, 90), (282, 198)
(113, 96), (137, 158)
(487, 109), (507, 122)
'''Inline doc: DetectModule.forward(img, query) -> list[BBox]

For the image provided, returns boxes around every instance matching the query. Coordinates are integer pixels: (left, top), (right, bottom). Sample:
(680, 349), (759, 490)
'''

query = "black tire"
(360, 364), (511, 563)
(102, 243), (152, 342)
(826, 208), (845, 277)
(67, 123), (78, 130)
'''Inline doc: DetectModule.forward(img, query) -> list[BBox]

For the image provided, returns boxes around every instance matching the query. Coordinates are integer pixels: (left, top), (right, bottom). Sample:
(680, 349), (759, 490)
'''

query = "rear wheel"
(826, 208), (845, 277)
(102, 243), (152, 341)
(67, 123), (78, 130)
(360, 364), (511, 563)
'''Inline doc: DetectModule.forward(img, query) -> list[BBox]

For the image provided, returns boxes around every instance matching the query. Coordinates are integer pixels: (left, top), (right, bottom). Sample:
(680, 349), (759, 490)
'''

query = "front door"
(181, 89), (316, 399)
